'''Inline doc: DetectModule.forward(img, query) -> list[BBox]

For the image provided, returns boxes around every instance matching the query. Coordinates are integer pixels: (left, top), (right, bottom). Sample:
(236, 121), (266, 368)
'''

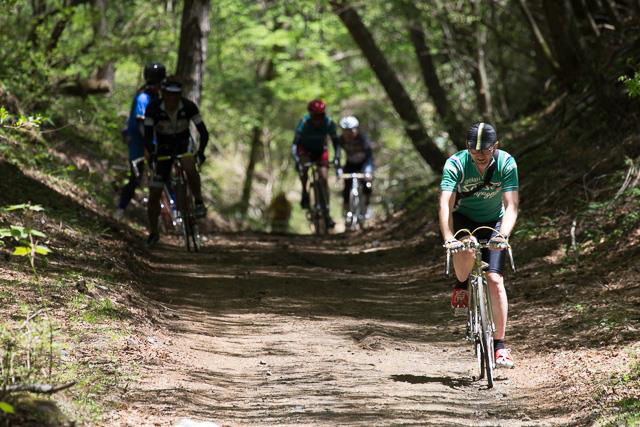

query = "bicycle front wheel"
(311, 180), (328, 235)
(477, 276), (494, 388)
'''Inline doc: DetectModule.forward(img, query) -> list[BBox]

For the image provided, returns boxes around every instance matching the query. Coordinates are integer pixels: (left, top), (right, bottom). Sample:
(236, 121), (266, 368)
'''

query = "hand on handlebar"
(488, 236), (509, 250)
(443, 238), (465, 253)
(197, 150), (206, 165)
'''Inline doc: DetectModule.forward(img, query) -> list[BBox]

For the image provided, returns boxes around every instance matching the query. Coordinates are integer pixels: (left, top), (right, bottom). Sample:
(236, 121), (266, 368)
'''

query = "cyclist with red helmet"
(291, 99), (341, 228)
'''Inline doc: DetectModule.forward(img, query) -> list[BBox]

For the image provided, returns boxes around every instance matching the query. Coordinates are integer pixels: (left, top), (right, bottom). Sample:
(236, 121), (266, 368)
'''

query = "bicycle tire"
(357, 182), (366, 230)
(184, 189), (201, 253)
(348, 191), (358, 231)
(469, 289), (484, 380)
(159, 190), (175, 233)
(477, 276), (494, 388)
(174, 180), (191, 251)
(312, 180), (328, 235)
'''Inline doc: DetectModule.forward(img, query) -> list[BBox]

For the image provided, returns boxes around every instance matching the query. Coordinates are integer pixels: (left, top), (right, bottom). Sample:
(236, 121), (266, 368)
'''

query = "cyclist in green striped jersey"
(438, 122), (519, 368)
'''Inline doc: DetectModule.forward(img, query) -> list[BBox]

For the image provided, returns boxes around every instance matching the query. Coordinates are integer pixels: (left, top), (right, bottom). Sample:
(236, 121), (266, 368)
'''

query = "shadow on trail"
(144, 233), (454, 339)
(130, 234), (539, 426)
(391, 374), (474, 389)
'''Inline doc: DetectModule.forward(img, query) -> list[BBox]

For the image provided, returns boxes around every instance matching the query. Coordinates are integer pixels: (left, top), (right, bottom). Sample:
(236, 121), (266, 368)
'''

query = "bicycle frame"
(302, 161), (330, 235)
(155, 152), (201, 252)
(341, 173), (366, 231)
(445, 226), (515, 388)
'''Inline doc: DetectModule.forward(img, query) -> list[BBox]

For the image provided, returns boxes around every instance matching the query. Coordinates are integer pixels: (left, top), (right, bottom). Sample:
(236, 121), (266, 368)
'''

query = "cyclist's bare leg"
(486, 272), (508, 340)
(180, 157), (203, 201)
(451, 236), (476, 282)
(147, 186), (163, 234)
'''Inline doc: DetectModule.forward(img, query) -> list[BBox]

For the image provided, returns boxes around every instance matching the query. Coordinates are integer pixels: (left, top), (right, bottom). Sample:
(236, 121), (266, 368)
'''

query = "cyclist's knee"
(486, 272), (504, 288)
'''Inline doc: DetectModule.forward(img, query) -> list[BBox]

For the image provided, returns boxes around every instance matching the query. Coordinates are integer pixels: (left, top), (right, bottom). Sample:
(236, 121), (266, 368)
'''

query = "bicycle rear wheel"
(477, 276), (494, 388)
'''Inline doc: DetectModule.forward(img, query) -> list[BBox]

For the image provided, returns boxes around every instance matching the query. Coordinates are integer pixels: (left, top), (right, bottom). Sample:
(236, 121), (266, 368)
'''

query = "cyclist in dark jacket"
(114, 62), (165, 219)
(143, 77), (209, 248)
(337, 116), (374, 216)
(291, 99), (341, 228)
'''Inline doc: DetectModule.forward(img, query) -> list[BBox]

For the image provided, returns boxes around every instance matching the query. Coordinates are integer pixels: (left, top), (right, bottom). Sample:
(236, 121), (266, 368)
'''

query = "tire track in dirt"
(109, 232), (570, 426)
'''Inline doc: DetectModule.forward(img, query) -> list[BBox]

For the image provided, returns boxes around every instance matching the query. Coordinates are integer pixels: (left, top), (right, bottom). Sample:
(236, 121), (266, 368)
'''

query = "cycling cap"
(307, 99), (326, 114)
(467, 122), (497, 150)
(339, 116), (359, 129)
(143, 62), (166, 84)
(161, 78), (182, 93)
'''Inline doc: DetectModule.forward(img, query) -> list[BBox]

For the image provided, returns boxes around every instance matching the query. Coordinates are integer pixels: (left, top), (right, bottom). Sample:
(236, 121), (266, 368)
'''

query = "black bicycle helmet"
(466, 122), (497, 150)
(143, 62), (166, 84)
(161, 77), (182, 93)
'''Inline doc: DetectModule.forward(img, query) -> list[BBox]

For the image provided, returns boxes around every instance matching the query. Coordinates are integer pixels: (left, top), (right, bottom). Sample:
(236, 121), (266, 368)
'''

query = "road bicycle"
(340, 172), (368, 231)
(131, 156), (181, 235)
(445, 226), (515, 388)
(302, 161), (331, 235)
(155, 152), (201, 252)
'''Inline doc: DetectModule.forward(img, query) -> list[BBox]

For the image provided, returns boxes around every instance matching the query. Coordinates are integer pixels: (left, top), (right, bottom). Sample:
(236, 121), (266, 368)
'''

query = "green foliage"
(619, 72), (640, 98)
(0, 401), (14, 414)
(0, 204), (51, 272)
(0, 311), (60, 395)
(0, 107), (45, 129)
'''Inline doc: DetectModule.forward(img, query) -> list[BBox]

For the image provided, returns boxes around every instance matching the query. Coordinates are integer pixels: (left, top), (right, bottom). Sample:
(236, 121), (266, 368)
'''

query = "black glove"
(197, 151), (206, 165)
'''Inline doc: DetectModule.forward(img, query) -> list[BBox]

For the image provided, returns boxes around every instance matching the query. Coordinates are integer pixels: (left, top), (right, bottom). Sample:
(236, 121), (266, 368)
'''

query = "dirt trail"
(108, 232), (578, 426)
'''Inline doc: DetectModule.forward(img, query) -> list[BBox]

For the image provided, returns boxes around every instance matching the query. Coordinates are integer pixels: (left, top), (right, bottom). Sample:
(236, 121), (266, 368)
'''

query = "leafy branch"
(0, 204), (51, 273)
(0, 107), (45, 130)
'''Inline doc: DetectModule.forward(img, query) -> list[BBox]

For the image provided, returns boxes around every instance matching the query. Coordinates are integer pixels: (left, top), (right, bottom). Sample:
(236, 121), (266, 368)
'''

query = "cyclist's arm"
(291, 122), (303, 162)
(329, 122), (340, 162)
(194, 121), (209, 151)
(143, 120), (155, 154)
(439, 190), (456, 242)
(499, 191), (519, 238)
(362, 133), (374, 169)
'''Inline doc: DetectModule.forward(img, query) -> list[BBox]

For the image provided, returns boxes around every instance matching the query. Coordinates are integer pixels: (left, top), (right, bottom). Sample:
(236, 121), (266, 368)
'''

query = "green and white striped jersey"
(440, 149), (518, 223)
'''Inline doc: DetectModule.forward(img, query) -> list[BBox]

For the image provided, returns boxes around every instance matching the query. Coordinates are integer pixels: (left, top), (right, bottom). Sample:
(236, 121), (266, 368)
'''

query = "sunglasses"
(468, 145), (496, 155)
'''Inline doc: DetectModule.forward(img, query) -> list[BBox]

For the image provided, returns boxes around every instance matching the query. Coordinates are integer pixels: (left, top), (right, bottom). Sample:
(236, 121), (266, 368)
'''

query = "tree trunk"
(490, 2), (511, 119)
(92, 0), (114, 91)
(176, 0), (210, 105)
(472, 0), (493, 121)
(404, 5), (466, 150)
(330, 0), (446, 173)
(239, 126), (263, 218)
(601, 0), (622, 28)
(517, 0), (561, 74)
(541, 0), (585, 88)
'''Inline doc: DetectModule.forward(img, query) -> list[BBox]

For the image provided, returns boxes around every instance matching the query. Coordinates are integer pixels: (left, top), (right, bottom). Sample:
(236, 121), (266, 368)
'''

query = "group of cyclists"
(291, 99), (375, 229)
(115, 62), (209, 248)
(116, 62), (519, 370)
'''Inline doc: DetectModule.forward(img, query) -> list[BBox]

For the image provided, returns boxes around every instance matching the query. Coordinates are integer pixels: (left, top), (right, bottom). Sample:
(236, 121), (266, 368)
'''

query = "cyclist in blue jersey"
(114, 62), (166, 219)
(337, 116), (374, 216)
(439, 122), (519, 369)
(291, 99), (341, 228)
(143, 77), (209, 248)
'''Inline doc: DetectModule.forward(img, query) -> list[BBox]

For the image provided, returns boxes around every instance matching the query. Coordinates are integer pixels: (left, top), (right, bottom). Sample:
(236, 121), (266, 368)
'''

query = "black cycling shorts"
(452, 211), (505, 275)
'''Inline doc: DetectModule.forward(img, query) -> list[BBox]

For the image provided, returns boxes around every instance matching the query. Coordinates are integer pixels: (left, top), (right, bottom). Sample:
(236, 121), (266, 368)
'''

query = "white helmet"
(339, 116), (359, 129)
